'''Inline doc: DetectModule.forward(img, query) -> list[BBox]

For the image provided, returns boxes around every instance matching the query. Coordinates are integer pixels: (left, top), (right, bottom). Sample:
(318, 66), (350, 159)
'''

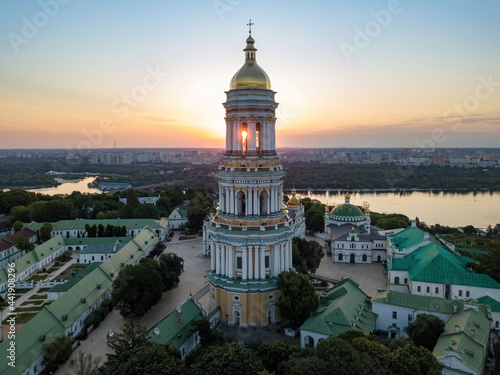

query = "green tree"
(111, 261), (164, 317)
(42, 334), (73, 373)
(186, 205), (208, 231)
(389, 342), (442, 375)
(407, 313), (445, 351)
(256, 340), (302, 375)
(9, 205), (30, 224)
(12, 220), (24, 232)
(467, 239), (500, 282)
(39, 222), (53, 242)
(16, 235), (35, 252)
(315, 337), (364, 375)
(159, 253), (183, 276)
(97, 223), (105, 237)
(277, 271), (319, 325)
(103, 342), (185, 375)
(107, 319), (149, 360)
(67, 351), (101, 375)
(292, 237), (324, 274)
(190, 343), (264, 375)
(126, 189), (139, 209)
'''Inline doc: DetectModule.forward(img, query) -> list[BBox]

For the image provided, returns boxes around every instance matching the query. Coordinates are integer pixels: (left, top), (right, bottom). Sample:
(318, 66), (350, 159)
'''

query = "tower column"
(225, 186), (230, 214)
(254, 188), (259, 216)
(280, 243), (285, 273)
(247, 121), (257, 155)
(229, 187), (235, 215)
(254, 246), (260, 279)
(242, 247), (248, 280)
(288, 240), (293, 270)
(221, 244), (226, 277)
(248, 246), (253, 279)
(215, 243), (221, 276)
(273, 244), (279, 278)
(210, 240), (216, 272)
(270, 186), (275, 213)
(225, 118), (232, 155)
(260, 246), (266, 281)
(247, 187), (253, 215)
(284, 241), (290, 271)
(219, 186), (223, 212)
(228, 246), (234, 280)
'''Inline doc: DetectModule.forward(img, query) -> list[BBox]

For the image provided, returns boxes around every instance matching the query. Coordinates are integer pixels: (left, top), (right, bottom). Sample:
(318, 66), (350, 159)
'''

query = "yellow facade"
(211, 285), (281, 326)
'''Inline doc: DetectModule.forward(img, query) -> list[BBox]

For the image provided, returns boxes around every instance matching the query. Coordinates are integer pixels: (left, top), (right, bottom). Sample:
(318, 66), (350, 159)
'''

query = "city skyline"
(1, 0), (499, 149)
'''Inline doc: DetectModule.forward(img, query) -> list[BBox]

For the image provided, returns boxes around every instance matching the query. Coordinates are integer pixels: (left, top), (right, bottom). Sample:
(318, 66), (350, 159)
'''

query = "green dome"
(330, 204), (366, 221)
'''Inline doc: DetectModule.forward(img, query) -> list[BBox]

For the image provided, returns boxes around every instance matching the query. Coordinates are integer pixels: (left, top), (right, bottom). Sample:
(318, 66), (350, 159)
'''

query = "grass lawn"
(38, 288), (51, 292)
(14, 306), (43, 313)
(27, 274), (47, 282)
(28, 293), (47, 300)
(21, 300), (45, 306)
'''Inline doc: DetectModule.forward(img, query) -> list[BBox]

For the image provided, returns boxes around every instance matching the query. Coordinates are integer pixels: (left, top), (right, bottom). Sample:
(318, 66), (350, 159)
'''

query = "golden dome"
(230, 35), (271, 90)
(287, 186), (300, 209)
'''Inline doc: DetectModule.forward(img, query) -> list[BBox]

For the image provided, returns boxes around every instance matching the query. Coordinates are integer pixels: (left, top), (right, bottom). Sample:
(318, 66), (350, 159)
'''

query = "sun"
(241, 130), (248, 140)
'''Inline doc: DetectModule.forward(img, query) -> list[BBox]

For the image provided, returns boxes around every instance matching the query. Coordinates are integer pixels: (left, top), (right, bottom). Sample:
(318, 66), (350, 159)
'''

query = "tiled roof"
(390, 243), (500, 289)
(300, 277), (377, 337)
(0, 228), (37, 252)
(433, 305), (490, 375)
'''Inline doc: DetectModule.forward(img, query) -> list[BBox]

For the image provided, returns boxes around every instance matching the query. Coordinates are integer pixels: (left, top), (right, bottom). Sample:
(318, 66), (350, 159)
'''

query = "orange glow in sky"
(0, 1), (499, 149)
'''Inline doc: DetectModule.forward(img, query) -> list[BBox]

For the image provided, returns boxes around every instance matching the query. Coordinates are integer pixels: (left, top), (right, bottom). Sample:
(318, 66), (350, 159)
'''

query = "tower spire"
(247, 19), (254, 35)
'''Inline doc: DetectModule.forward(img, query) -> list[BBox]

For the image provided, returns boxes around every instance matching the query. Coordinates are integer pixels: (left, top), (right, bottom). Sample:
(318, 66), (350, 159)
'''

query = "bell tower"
(203, 23), (295, 327)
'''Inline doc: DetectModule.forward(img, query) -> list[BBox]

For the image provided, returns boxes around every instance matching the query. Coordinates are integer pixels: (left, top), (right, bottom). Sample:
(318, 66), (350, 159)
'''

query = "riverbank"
(294, 187), (499, 194)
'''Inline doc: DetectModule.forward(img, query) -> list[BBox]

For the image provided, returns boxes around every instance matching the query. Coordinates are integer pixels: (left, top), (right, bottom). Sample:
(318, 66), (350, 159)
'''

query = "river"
(27, 176), (99, 195)
(24, 179), (499, 229)
(297, 190), (499, 229)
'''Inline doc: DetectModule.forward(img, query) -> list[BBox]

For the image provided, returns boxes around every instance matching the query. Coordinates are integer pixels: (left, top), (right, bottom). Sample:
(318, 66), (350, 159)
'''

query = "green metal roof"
(0, 236), (65, 290)
(27, 218), (166, 231)
(79, 242), (126, 255)
(64, 237), (132, 246)
(372, 289), (465, 314)
(388, 226), (425, 250)
(390, 243), (500, 289)
(477, 295), (500, 313)
(147, 297), (206, 348)
(433, 305), (490, 375)
(329, 204), (365, 219)
(48, 263), (103, 293)
(0, 229), (159, 375)
(300, 278), (377, 337)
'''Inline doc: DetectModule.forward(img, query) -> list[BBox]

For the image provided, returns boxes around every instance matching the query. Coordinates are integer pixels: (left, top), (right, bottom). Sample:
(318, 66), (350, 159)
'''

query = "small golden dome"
(287, 186), (300, 209)
(230, 35), (271, 90)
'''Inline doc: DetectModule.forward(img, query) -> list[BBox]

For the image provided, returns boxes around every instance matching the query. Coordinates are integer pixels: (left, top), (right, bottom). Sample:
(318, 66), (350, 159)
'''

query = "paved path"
(55, 234), (210, 375)
(307, 234), (387, 297)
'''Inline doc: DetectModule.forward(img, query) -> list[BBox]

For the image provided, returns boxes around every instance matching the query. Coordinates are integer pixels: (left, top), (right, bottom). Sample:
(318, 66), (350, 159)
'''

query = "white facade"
(168, 208), (188, 230)
(332, 231), (386, 264)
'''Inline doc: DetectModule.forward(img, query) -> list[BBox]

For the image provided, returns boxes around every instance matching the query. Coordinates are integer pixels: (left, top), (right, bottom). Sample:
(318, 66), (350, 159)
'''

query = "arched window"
(236, 190), (246, 216)
(260, 189), (269, 215)
(304, 335), (315, 348)
(362, 254), (367, 262)
(256, 122), (261, 153)
(394, 277), (400, 284)
(338, 253), (343, 261)
(466, 291), (470, 298)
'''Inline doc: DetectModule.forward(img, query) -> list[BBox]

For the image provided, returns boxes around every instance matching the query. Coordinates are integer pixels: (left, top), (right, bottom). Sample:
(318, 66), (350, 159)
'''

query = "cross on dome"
(247, 19), (254, 34)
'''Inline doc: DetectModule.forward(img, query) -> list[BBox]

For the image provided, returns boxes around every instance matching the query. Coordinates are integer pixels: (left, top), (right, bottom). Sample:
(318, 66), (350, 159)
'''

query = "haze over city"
(1, 0), (499, 149)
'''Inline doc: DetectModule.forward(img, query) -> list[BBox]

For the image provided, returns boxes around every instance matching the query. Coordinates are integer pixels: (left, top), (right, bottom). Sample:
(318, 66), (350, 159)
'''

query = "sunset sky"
(1, 0), (499, 150)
